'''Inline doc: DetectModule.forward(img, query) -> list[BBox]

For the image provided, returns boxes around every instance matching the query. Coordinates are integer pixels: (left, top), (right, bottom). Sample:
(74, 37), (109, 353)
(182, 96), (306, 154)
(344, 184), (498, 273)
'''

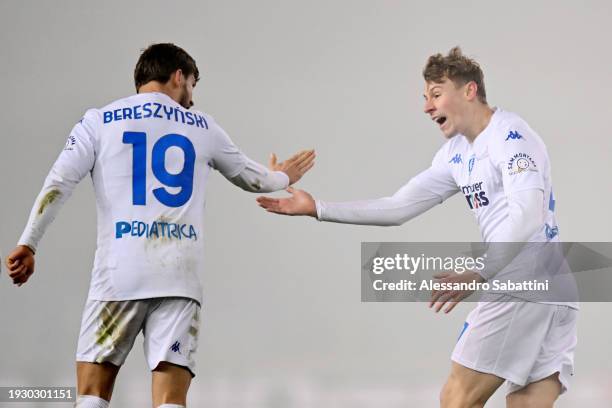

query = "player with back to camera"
(5, 43), (315, 408)
(256, 47), (577, 408)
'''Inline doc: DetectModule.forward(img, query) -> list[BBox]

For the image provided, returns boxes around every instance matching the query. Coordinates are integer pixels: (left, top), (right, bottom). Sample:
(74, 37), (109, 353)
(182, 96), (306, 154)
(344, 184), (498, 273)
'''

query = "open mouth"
(433, 116), (447, 127)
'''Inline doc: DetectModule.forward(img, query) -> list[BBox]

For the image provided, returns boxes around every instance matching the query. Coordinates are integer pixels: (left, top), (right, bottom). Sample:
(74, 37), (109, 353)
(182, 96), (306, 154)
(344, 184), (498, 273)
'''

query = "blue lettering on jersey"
(162, 105), (174, 120)
(133, 105), (142, 119)
(103, 103), (208, 129)
(143, 103), (153, 118)
(449, 153), (462, 164)
(505, 130), (524, 141)
(115, 220), (198, 240)
(185, 111), (194, 125)
(153, 103), (163, 118)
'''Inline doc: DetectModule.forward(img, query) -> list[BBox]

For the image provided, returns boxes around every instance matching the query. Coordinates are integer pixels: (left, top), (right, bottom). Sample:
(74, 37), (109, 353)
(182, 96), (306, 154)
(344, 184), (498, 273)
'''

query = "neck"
(462, 104), (494, 143)
(138, 81), (174, 99)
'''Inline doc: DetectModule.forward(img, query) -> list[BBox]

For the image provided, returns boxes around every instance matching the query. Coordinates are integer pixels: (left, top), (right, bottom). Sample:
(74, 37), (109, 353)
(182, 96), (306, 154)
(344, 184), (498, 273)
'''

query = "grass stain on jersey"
(37, 189), (62, 214)
(147, 215), (174, 243)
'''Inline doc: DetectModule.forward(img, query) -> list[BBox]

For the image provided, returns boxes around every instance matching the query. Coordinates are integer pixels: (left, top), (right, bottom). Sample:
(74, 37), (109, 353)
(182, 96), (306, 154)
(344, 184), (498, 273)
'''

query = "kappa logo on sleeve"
(507, 153), (537, 175)
(64, 135), (76, 151)
(505, 130), (524, 141)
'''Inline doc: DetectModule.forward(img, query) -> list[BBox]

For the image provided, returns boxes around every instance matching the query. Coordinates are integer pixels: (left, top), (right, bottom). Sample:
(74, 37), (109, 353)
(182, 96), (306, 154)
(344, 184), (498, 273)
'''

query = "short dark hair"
(423, 46), (487, 104)
(134, 43), (200, 91)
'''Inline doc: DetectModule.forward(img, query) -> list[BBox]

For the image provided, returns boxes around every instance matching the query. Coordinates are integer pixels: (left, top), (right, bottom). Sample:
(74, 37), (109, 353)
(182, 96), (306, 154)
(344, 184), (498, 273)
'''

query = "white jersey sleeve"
(18, 110), (98, 252)
(209, 121), (289, 192)
(489, 118), (548, 194)
(315, 142), (459, 225)
(412, 140), (462, 201)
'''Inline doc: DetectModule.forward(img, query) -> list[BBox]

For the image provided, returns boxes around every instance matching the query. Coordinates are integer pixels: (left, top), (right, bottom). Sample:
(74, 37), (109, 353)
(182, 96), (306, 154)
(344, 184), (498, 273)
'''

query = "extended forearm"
(230, 158), (289, 193)
(18, 169), (78, 252)
(315, 179), (442, 226)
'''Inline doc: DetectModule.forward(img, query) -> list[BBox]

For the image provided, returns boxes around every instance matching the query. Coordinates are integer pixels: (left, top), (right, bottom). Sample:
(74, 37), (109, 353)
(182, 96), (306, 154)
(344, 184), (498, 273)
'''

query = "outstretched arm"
(229, 150), (315, 193)
(208, 120), (314, 193)
(257, 167), (457, 226)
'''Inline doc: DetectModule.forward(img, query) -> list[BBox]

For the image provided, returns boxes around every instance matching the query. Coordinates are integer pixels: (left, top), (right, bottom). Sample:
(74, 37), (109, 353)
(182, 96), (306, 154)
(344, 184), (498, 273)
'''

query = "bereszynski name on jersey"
(103, 101), (209, 129)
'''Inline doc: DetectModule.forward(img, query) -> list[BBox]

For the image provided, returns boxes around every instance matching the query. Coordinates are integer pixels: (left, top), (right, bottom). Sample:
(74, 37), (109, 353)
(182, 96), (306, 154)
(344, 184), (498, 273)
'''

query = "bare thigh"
(151, 361), (192, 408)
(440, 362), (505, 408)
(506, 373), (561, 408)
(76, 361), (120, 401)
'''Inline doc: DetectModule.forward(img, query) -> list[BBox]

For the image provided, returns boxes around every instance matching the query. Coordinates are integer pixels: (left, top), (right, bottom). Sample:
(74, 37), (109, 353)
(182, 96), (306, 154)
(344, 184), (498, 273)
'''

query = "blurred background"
(1, 1), (611, 406)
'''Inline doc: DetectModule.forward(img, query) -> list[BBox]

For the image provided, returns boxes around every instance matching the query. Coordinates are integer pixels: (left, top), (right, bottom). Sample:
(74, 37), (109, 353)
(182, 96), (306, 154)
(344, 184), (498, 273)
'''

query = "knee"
(440, 378), (487, 408)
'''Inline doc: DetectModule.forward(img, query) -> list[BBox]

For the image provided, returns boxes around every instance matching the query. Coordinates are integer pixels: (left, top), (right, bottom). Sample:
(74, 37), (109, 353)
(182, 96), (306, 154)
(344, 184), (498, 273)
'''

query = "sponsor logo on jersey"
(449, 153), (462, 164)
(507, 153), (537, 175)
(115, 220), (198, 240)
(461, 181), (489, 209)
(64, 135), (76, 151)
(505, 130), (524, 141)
(545, 223), (559, 240)
(468, 155), (476, 174)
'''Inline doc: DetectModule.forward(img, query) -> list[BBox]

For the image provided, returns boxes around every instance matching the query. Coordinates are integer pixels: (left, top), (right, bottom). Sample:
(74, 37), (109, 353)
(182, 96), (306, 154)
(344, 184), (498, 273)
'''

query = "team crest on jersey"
(507, 153), (537, 175)
(505, 130), (524, 141)
(468, 155), (476, 174)
(64, 135), (76, 151)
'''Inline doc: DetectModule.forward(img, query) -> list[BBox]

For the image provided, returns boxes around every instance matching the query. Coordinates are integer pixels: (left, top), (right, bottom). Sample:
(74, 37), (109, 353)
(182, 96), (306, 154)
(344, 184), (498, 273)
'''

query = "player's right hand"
(256, 187), (317, 217)
(5, 245), (35, 287)
(268, 149), (315, 185)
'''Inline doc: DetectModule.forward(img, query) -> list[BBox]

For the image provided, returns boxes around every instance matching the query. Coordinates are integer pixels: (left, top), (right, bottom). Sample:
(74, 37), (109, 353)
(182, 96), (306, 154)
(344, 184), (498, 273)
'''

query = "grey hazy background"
(1, 1), (611, 407)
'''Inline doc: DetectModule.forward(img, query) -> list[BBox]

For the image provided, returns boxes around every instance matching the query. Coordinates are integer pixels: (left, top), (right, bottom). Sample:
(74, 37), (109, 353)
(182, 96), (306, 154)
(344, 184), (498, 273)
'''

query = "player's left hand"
(5, 245), (36, 287)
(429, 270), (484, 314)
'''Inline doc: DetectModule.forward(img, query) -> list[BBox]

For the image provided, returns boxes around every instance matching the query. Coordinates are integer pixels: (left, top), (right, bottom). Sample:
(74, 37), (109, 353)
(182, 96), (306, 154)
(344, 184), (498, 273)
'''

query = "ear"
(465, 81), (478, 101)
(171, 69), (184, 87)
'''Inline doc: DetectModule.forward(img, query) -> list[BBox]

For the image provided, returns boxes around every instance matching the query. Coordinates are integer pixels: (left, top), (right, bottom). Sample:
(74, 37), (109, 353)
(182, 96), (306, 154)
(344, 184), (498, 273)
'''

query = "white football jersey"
(415, 108), (559, 244)
(20, 92), (264, 303)
(414, 109), (577, 307)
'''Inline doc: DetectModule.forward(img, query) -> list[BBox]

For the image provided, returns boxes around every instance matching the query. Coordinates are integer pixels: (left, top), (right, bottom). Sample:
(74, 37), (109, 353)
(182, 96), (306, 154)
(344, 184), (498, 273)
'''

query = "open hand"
(256, 187), (317, 217)
(268, 149), (315, 185)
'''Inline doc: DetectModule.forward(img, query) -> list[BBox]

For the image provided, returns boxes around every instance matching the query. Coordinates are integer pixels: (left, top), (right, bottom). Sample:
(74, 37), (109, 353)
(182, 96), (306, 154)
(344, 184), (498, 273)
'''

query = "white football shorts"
(451, 295), (577, 395)
(76, 297), (201, 376)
